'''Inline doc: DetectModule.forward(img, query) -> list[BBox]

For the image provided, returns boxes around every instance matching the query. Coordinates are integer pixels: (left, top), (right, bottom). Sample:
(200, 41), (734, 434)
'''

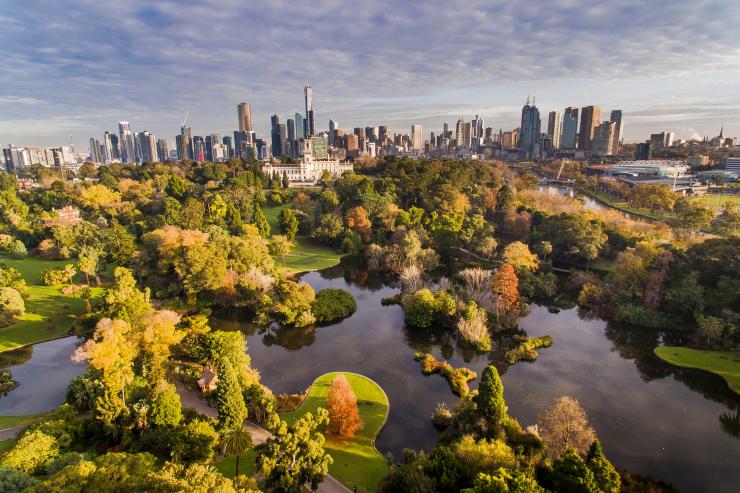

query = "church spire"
(719, 125), (724, 139)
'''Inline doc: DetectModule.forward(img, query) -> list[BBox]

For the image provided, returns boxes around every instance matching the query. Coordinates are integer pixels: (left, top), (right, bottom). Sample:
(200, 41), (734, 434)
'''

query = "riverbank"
(281, 372), (389, 493)
(263, 205), (344, 274)
(0, 257), (105, 352)
(579, 188), (671, 222)
(654, 346), (740, 395)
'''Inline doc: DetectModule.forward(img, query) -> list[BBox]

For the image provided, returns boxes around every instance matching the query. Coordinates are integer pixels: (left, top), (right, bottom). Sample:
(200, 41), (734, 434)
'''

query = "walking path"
(0, 424), (25, 440)
(175, 381), (350, 493)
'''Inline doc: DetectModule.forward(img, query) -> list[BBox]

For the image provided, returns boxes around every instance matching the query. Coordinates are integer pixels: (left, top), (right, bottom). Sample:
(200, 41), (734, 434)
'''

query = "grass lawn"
(263, 205), (344, 274)
(214, 449), (259, 479)
(654, 346), (740, 395)
(281, 372), (390, 493)
(0, 414), (44, 430)
(0, 256), (104, 352)
(0, 438), (16, 455)
(691, 194), (740, 210)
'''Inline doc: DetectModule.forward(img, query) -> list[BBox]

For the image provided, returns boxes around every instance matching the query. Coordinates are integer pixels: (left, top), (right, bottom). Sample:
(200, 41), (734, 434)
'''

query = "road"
(175, 381), (350, 493)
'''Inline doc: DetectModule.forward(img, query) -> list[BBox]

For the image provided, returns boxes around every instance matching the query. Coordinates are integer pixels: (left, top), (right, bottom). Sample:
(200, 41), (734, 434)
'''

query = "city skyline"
(1, 0), (739, 146)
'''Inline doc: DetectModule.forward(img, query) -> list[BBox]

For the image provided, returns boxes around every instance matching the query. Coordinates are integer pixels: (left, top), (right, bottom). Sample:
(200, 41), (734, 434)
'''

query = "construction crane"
(181, 110), (190, 129)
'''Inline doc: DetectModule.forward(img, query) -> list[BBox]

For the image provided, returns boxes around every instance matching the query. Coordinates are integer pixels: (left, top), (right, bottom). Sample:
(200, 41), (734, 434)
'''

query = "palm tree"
(221, 426), (253, 477)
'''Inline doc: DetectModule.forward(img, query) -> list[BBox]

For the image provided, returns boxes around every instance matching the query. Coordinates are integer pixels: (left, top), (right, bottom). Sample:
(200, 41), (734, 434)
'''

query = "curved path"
(175, 381), (350, 493)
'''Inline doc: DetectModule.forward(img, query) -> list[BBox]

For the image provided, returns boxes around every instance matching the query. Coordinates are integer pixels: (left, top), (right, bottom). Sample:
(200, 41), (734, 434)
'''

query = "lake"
(214, 265), (740, 493)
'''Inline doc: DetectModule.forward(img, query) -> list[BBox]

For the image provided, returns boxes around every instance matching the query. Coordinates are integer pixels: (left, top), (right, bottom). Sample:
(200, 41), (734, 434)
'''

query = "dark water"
(0, 337), (86, 415)
(214, 266), (740, 493)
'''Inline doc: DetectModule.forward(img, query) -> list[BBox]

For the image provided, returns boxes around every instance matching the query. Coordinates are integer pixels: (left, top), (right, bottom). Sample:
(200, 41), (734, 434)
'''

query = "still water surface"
(214, 266), (739, 493)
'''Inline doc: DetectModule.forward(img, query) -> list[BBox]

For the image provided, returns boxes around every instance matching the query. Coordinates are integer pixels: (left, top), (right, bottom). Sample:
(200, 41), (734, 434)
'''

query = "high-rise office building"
(610, 110), (623, 151)
(455, 118), (465, 147)
(304, 86), (315, 137)
(287, 119), (296, 141)
(271, 114), (283, 157)
(411, 124), (423, 150)
(136, 131), (157, 163)
(345, 133), (359, 152)
(205, 134), (221, 162)
(238, 101), (253, 132)
(561, 107), (579, 149)
(578, 105), (600, 151)
(176, 125), (193, 161)
(109, 134), (120, 160)
(102, 131), (113, 164)
(222, 136), (233, 157)
(378, 126), (388, 144)
(635, 141), (652, 160)
(118, 121), (136, 163)
(518, 98), (541, 159)
(547, 111), (563, 149)
(328, 119), (337, 146)
(89, 138), (102, 163)
(156, 139), (169, 162)
(650, 131), (674, 149)
(192, 136), (205, 162)
(592, 121), (617, 156)
(295, 113), (305, 140)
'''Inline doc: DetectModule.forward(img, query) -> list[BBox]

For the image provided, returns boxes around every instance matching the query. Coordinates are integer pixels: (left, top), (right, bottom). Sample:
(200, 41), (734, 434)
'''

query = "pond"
(214, 265), (740, 493)
(0, 337), (86, 416)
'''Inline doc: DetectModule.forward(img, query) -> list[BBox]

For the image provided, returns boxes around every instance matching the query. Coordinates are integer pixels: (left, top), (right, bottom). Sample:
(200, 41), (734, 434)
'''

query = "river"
(214, 265), (740, 493)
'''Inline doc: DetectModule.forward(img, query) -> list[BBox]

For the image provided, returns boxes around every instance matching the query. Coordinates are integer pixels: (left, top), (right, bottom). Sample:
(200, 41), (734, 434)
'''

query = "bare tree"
(537, 396), (596, 459)
(461, 267), (492, 305)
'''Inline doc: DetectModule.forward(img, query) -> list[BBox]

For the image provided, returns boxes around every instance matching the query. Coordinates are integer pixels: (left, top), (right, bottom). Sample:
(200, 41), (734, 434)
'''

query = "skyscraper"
(518, 98), (541, 159)
(592, 121), (617, 156)
(561, 107), (579, 149)
(238, 102), (253, 132)
(455, 118), (465, 147)
(89, 138), (102, 163)
(295, 113), (305, 140)
(156, 139), (169, 162)
(304, 86), (315, 137)
(329, 119), (338, 146)
(102, 131), (113, 164)
(547, 111), (563, 149)
(578, 105), (600, 151)
(411, 124), (423, 150)
(176, 125), (193, 161)
(610, 110), (623, 151)
(118, 121), (136, 163)
(271, 114), (283, 157)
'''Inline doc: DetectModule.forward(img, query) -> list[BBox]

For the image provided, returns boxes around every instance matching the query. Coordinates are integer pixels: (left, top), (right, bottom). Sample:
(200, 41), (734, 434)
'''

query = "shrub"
(312, 288), (357, 324)
(0, 467), (37, 493)
(414, 353), (477, 395)
(41, 265), (74, 286)
(1, 430), (60, 474)
(403, 288), (457, 328)
(456, 302), (491, 352)
(504, 335), (553, 364)
(0, 287), (24, 326)
(45, 452), (85, 476)
(431, 402), (453, 429)
(613, 303), (666, 328)
(0, 236), (27, 258)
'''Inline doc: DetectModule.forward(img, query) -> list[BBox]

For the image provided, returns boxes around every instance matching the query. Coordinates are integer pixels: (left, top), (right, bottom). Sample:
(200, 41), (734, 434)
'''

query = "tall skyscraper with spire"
(304, 86), (316, 137)
(238, 101), (253, 132)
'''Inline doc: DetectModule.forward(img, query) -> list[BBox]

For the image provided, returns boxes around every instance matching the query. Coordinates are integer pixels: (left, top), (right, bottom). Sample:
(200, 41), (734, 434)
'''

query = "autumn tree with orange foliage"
(346, 206), (372, 243)
(491, 263), (520, 328)
(326, 374), (363, 437)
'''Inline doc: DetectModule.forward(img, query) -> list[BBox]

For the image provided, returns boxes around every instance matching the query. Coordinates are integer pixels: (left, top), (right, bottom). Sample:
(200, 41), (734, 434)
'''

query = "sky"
(1, 0), (739, 148)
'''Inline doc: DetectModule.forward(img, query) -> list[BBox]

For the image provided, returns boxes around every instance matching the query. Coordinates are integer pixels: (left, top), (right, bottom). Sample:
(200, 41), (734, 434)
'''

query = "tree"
(1, 430), (60, 474)
(105, 221), (136, 266)
(0, 467), (37, 493)
(491, 264), (520, 326)
(138, 310), (184, 380)
(474, 365), (507, 436)
(697, 314), (724, 345)
(149, 381), (183, 427)
(0, 287), (24, 326)
(282, 170), (290, 189)
(466, 468), (544, 493)
(546, 449), (599, 493)
(78, 245), (101, 285)
(269, 235), (292, 266)
(171, 419), (219, 463)
(537, 396), (596, 459)
(312, 214), (345, 245)
(319, 189), (339, 211)
(221, 426), (253, 477)
(346, 206), (372, 243)
(258, 409), (333, 492)
(225, 202), (244, 234)
(271, 280), (315, 326)
(252, 202), (270, 238)
(279, 208), (299, 240)
(453, 435), (517, 481)
(711, 201), (740, 237)
(326, 374), (363, 437)
(502, 241), (538, 272)
(586, 441), (620, 493)
(312, 288), (357, 324)
(216, 359), (248, 430)
(103, 267), (151, 327)
(673, 197), (713, 241)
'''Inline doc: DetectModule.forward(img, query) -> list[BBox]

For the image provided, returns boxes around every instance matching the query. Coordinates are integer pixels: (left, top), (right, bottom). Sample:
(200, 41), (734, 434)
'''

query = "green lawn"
(263, 205), (344, 274)
(281, 372), (390, 493)
(691, 194), (740, 210)
(654, 346), (740, 395)
(0, 257), (104, 352)
(0, 438), (16, 455)
(214, 449), (259, 479)
(0, 414), (43, 430)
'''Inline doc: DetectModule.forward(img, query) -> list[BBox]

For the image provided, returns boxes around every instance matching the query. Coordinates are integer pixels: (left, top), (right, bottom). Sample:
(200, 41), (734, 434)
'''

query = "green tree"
(216, 359), (248, 430)
(464, 468), (544, 493)
(0, 467), (37, 493)
(103, 267), (152, 327)
(171, 419), (219, 463)
(279, 208), (299, 240)
(474, 365), (508, 436)
(149, 381), (182, 427)
(258, 409), (333, 492)
(586, 441), (620, 493)
(105, 221), (136, 266)
(282, 170), (290, 189)
(252, 202), (270, 238)
(221, 426), (254, 477)
(1, 430), (60, 474)
(0, 287), (25, 326)
(225, 202), (244, 234)
(269, 235), (292, 266)
(78, 245), (102, 285)
(318, 189), (340, 211)
(546, 449), (599, 493)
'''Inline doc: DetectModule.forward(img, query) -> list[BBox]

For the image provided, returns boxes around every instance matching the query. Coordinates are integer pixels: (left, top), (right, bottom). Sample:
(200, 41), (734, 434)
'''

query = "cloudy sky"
(1, 0), (739, 147)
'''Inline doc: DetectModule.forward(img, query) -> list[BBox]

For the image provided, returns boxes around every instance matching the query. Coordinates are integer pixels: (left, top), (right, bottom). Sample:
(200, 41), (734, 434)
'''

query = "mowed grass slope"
(263, 205), (343, 274)
(282, 372), (390, 493)
(0, 257), (104, 352)
(655, 346), (740, 395)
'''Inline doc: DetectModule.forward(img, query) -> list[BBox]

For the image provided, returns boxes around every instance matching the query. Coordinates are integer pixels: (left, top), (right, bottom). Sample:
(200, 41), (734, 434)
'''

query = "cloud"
(0, 0), (739, 145)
